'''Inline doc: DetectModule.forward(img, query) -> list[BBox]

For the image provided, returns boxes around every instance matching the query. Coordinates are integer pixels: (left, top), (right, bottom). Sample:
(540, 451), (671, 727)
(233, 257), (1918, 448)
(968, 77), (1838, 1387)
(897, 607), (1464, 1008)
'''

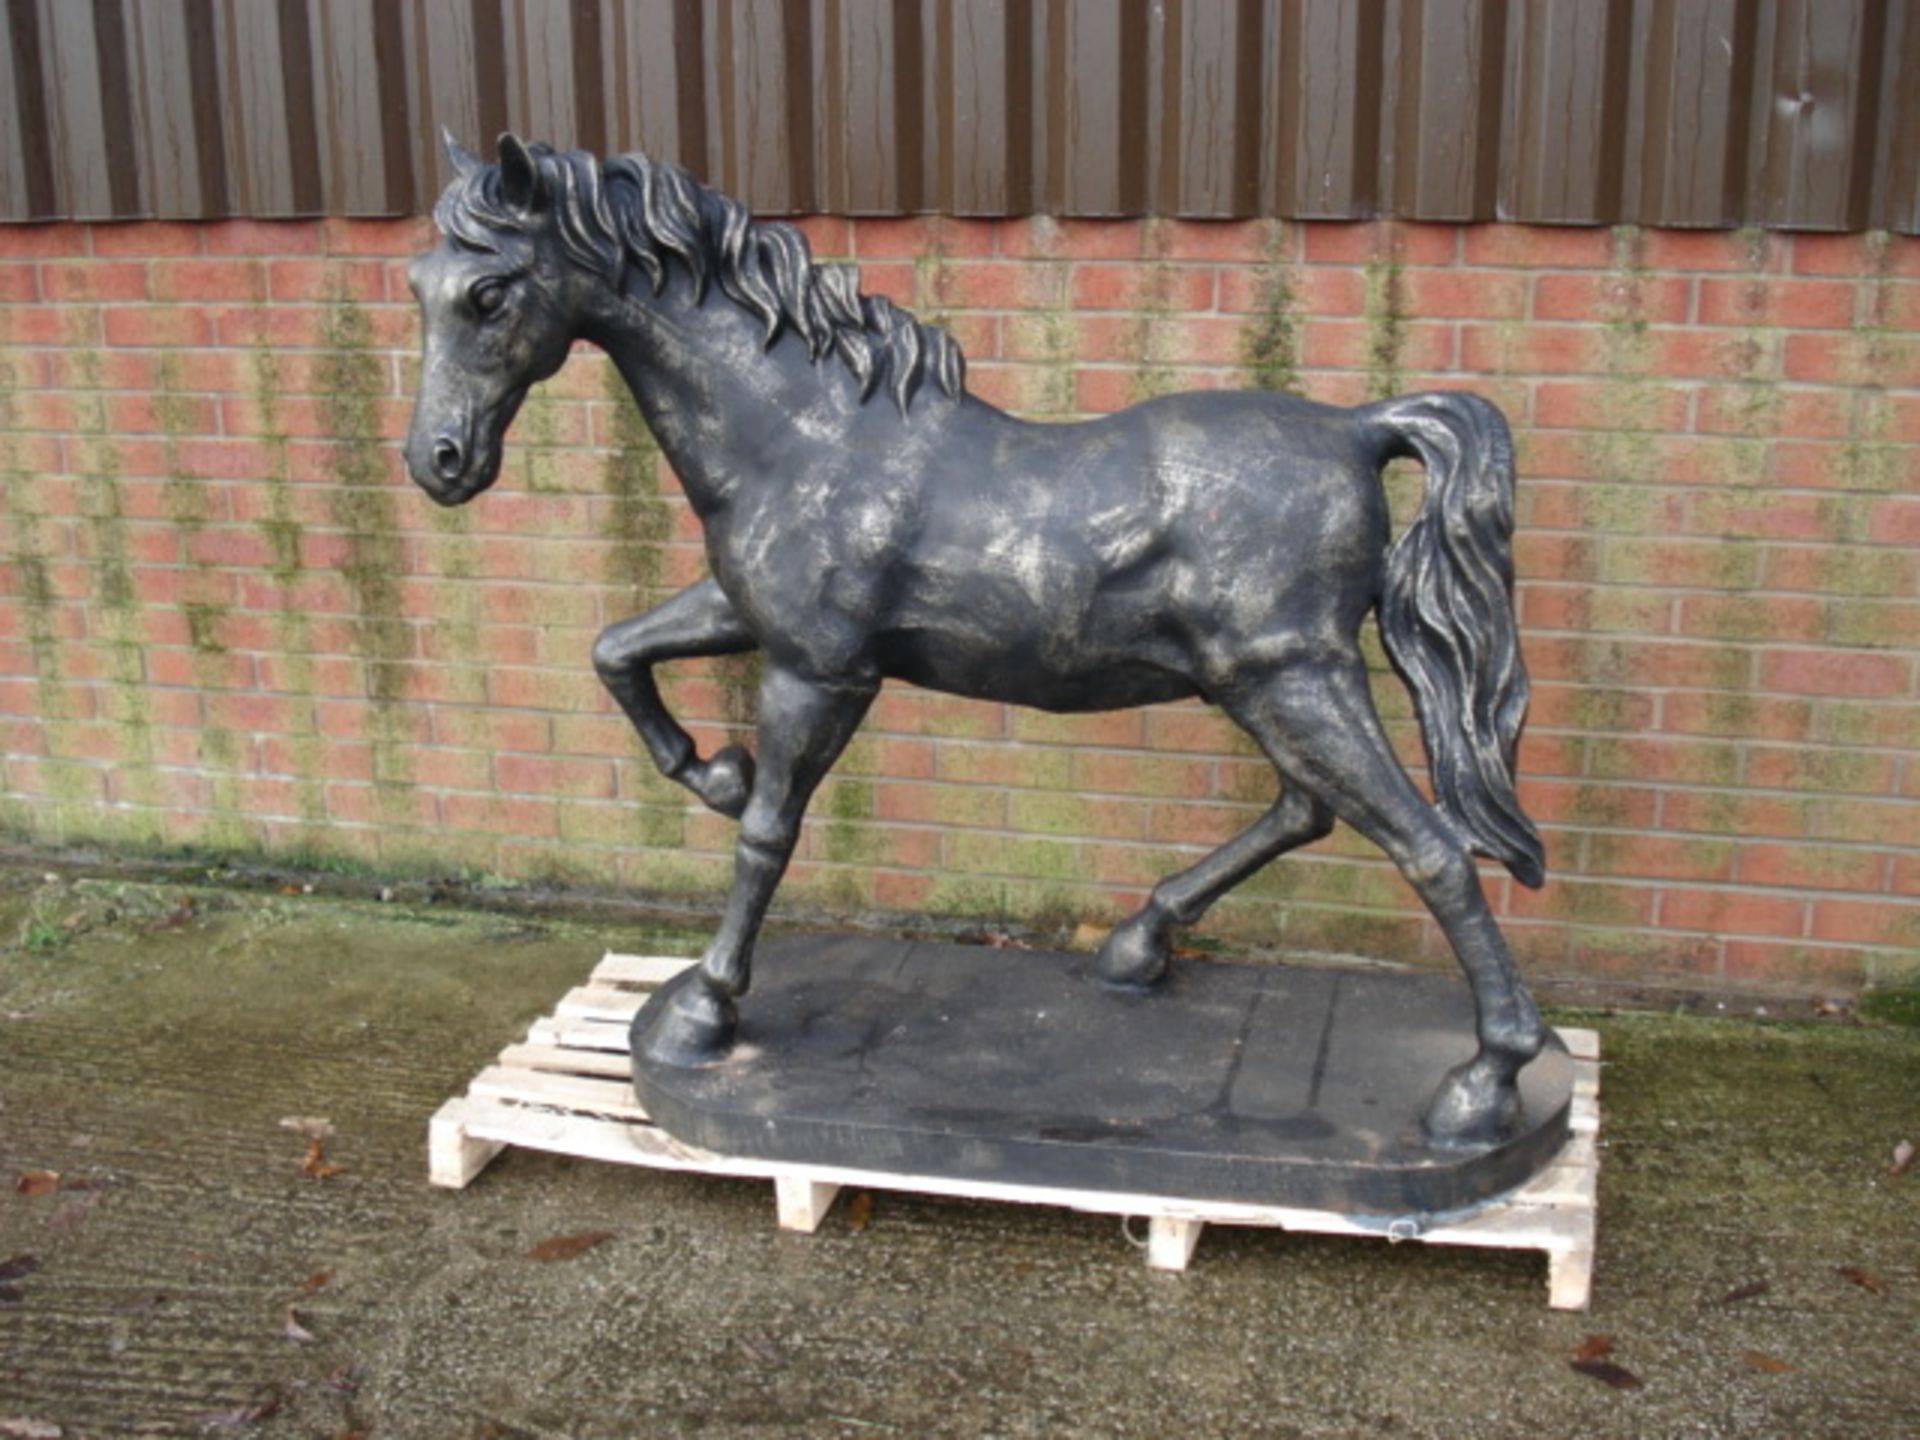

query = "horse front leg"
(592, 578), (758, 817)
(636, 664), (877, 1066)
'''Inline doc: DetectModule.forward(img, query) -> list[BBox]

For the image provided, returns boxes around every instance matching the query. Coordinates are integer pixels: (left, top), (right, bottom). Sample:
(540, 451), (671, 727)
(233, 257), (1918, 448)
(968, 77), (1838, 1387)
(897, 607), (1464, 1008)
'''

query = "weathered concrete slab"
(0, 863), (1915, 1438)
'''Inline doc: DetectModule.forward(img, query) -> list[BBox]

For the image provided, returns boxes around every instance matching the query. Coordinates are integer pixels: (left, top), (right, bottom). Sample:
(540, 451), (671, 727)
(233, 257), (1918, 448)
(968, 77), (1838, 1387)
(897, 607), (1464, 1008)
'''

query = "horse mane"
(433, 143), (967, 417)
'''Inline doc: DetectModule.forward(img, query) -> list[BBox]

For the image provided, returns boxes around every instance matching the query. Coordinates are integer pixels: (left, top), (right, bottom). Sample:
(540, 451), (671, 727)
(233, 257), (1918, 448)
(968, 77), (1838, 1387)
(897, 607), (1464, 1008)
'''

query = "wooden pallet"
(430, 953), (1601, 1310)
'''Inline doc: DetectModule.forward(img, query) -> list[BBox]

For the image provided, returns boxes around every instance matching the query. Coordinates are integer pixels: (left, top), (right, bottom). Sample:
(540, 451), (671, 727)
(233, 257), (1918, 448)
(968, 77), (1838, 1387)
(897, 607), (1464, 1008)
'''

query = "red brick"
(1532, 380), (1692, 431)
(1810, 897), (1920, 948)
(203, 219), (323, 255)
(150, 259), (268, 302)
(1792, 233), (1920, 278)
(1721, 939), (1869, 990)
(0, 223), (89, 258)
(1737, 842), (1886, 892)
(1783, 332), (1920, 386)
(103, 306), (213, 348)
(91, 221), (202, 257)
(1301, 319), (1455, 371)
(38, 261), (149, 302)
(1697, 276), (1857, 329)
(1586, 833), (1735, 883)
(1460, 225), (1614, 268)
(1301, 222), (1455, 265)
(1759, 649), (1911, 699)
(1158, 219), (1281, 263)
(1532, 272), (1692, 323)
(1068, 264), (1214, 312)
(1399, 269), (1526, 319)
(1640, 229), (1778, 272)
(851, 216), (998, 260)
(998, 218), (1146, 261)
(1658, 887), (1804, 940)
(321, 217), (435, 256)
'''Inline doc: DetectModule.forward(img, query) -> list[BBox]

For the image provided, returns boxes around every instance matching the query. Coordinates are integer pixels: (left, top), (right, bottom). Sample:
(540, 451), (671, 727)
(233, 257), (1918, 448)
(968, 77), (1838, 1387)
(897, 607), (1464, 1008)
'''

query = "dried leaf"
(46, 1191), (100, 1232)
(300, 1137), (345, 1180)
(114, 1293), (167, 1313)
(280, 1116), (335, 1140)
(1571, 1334), (1614, 1363)
(13, 1171), (58, 1198)
(0, 1419), (63, 1439)
(525, 1230), (615, 1262)
(323, 1364), (362, 1394)
(283, 1307), (317, 1344)
(1836, 1265), (1889, 1296)
(1570, 1358), (1644, 1391)
(195, 1393), (282, 1427)
(845, 1191), (874, 1233)
(1891, 1139), (1914, 1177)
(59, 1177), (107, 1193)
(1068, 922), (1105, 953)
(1742, 1350), (1795, 1374)
(1717, 1280), (1770, 1305)
(0, 1255), (40, 1284)
(1810, 996), (1850, 1018)
(296, 1268), (334, 1297)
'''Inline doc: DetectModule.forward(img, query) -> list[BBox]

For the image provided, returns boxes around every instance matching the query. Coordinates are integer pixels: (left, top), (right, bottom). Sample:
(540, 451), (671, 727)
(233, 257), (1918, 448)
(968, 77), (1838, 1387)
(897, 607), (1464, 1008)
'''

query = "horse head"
(404, 131), (601, 505)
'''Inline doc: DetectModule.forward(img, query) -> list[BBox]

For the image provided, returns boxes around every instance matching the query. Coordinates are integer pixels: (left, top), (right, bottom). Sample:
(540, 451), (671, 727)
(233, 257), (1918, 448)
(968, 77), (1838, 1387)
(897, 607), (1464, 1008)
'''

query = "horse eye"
(470, 279), (509, 316)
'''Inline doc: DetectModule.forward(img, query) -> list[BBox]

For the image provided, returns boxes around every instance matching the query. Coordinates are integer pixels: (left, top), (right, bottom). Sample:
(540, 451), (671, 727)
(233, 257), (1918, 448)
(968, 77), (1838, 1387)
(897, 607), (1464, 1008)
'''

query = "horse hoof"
(1095, 915), (1170, 990)
(634, 983), (738, 1067)
(694, 745), (755, 819)
(1420, 1056), (1522, 1148)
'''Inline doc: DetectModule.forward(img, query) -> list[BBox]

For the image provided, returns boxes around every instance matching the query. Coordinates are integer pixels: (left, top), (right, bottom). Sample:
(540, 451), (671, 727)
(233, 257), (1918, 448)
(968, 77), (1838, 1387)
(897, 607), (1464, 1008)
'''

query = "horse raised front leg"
(1228, 660), (1547, 1147)
(592, 578), (758, 817)
(1099, 785), (1333, 988)
(636, 664), (877, 1067)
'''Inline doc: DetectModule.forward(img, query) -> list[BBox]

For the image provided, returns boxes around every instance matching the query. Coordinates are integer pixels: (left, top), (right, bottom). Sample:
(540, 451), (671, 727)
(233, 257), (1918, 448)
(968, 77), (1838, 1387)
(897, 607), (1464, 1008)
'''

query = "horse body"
(407, 134), (1552, 1145)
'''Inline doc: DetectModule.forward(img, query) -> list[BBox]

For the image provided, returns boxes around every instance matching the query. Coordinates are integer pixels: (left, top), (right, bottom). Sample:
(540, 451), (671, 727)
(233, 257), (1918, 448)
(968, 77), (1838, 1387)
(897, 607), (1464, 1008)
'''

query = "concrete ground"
(0, 858), (1914, 1439)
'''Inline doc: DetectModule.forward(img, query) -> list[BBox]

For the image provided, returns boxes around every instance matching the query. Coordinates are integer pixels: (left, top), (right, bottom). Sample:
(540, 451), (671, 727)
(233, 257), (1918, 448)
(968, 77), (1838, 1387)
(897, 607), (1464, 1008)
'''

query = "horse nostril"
(431, 437), (465, 481)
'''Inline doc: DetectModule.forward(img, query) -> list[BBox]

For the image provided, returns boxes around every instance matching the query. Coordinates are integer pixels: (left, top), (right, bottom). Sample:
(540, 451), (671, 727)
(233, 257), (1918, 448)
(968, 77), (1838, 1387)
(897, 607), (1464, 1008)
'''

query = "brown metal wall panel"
(1, 0), (1914, 229)
(1390, 0), (1505, 221)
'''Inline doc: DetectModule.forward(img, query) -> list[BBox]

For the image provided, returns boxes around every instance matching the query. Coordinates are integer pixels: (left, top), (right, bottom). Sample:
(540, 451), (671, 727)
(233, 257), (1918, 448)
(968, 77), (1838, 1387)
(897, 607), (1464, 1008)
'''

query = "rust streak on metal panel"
(784, 0), (816, 213)
(1231, 0), (1265, 216)
(1115, 0), (1150, 216)
(185, 0), (231, 216)
(1004, 0), (1034, 212)
(892, 0), (925, 212)
(570, 0), (606, 157)
(372, 0), (416, 214)
(276, 0), (322, 213)
(472, 0), (508, 147)
(92, 0), (142, 215)
(6, 0), (57, 216)
(672, 0), (708, 178)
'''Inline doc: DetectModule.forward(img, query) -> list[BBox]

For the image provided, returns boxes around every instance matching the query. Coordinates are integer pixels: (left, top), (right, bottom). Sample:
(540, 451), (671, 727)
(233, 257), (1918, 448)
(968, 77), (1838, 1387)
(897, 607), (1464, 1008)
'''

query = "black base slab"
(630, 937), (1573, 1216)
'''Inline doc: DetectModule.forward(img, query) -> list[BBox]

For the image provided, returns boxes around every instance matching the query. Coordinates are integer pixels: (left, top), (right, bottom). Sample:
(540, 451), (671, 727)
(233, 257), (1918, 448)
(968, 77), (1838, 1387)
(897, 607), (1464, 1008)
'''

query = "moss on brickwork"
(248, 347), (325, 829)
(602, 367), (670, 612)
(154, 354), (250, 847)
(70, 349), (161, 835)
(1240, 223), (1299, 394)
(1127, 220), (1179, 404)
(1835, 231), (1902, 493)
(316, 292), (417, 829)
(1362, 237), (1405, 402)
(1011, 220), (1076, 416)
(0, 338), (67, 733)
(1586, 227), (1658, 488)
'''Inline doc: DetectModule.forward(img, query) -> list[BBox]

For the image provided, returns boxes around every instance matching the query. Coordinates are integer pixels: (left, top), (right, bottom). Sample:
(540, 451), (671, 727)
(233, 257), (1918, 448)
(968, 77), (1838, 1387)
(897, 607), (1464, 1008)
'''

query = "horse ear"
(497, 132), (544, 212)
(442, 126), (482, 179)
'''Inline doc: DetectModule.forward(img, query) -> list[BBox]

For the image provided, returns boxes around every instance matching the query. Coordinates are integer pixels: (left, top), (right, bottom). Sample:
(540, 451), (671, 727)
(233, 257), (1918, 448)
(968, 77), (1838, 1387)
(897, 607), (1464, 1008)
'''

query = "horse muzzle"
(404, 422), (498, 506)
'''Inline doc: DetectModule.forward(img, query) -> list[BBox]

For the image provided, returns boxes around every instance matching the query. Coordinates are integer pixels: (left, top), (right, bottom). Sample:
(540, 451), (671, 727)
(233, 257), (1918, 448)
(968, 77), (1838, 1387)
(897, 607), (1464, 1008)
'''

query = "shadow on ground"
(0, 861), (1914, 1438)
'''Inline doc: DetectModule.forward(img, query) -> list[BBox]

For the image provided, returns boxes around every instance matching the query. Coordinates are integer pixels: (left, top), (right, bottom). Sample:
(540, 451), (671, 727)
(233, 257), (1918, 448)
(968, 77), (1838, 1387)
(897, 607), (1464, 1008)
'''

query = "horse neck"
(586, 270), (832, 517)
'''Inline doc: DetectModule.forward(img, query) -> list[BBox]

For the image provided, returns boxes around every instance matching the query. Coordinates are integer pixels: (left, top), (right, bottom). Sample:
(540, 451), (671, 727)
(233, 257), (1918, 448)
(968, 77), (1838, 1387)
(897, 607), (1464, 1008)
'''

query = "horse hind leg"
(1098, 785), (1333, 987)
(1228, 660), (1547, 1146)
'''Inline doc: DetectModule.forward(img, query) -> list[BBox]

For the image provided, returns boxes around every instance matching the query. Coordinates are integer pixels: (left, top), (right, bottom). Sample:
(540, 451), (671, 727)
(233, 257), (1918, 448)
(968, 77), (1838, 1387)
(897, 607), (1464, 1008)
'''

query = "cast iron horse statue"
(404, 134), (1551, 1146)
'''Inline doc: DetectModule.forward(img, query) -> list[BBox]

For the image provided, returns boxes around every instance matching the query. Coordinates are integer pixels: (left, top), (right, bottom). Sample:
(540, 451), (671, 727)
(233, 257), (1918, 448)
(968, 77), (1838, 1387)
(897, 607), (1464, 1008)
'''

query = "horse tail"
(1364, 391), (1546, 889)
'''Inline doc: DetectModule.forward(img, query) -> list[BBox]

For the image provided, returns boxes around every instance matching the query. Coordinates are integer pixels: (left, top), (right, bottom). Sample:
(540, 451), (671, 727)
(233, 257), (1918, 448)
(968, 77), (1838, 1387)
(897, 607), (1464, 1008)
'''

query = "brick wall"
(0, 215), (1915, 994)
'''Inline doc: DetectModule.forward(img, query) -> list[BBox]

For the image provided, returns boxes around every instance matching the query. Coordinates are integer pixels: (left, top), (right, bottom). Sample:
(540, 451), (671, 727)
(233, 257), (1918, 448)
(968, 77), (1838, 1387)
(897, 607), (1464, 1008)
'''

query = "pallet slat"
(430, 953), (1601, 1309)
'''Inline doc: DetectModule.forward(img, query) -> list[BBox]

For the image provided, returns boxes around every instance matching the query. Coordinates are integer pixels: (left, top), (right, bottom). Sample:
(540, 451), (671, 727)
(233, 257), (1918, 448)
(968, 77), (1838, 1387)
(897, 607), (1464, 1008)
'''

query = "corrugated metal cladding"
(2, 0), (1916, 230)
